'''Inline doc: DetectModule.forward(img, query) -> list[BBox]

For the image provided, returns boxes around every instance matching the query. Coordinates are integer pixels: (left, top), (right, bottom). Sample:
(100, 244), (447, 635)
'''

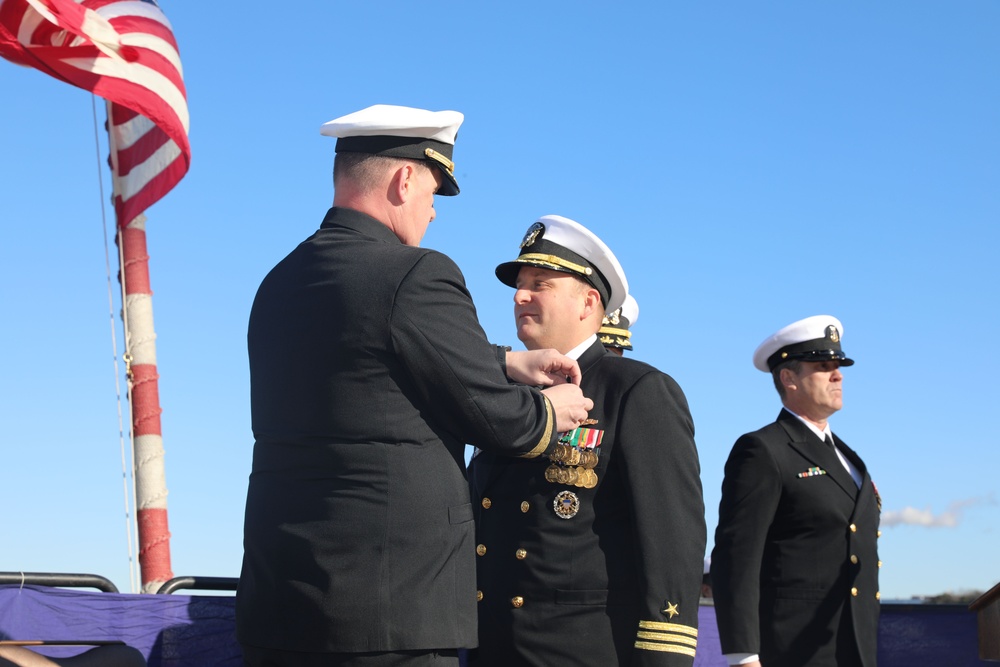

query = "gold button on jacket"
(511, 596), (524, 608)
(476, 544), (487, 556)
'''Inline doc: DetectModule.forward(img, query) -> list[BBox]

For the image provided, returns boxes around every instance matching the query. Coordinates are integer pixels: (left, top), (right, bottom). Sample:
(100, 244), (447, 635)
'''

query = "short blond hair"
(334, 153), (426, 192)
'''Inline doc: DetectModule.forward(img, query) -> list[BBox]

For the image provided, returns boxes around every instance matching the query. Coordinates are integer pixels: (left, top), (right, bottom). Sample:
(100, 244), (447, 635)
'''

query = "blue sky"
(1, 2), (997, 599)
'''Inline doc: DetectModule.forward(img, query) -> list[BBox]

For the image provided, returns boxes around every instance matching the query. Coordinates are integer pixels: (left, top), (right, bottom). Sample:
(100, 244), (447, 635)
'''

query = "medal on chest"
(545, 424), (603, 489)
(546, 424), (604, 517)
(553, 490), (581, 519)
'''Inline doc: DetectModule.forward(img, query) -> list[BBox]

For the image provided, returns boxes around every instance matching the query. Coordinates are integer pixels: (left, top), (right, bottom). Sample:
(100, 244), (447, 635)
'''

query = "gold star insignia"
(662, 601), (679, 619)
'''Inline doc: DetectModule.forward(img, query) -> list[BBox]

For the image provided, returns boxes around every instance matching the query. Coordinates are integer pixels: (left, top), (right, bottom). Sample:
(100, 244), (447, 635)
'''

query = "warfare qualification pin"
(553, 490), (580, 519)
(520, 222), (544, 248)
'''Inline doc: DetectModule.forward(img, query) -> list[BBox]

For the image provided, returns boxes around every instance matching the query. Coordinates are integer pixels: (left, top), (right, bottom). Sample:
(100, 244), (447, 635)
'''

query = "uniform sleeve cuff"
(495, 345), (511, 377)
(518, 393), (553, 458)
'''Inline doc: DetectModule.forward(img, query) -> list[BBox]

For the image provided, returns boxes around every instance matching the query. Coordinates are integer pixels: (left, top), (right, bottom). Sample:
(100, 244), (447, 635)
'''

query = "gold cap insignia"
(520, 222), (544, 249)
(827, 325), (840, 343)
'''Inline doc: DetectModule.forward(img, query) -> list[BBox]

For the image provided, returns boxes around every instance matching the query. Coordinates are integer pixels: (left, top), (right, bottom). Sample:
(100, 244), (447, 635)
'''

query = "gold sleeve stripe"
(519, 394), (553, 458)
(635, 631), (698, 648)
(634, 641), (696, 657)
(638, 620), (698, 637)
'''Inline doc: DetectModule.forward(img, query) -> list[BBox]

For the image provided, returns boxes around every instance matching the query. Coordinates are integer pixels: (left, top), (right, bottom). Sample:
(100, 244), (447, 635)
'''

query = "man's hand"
(542, 383), (594, 432)
(505, 349), (582, 386)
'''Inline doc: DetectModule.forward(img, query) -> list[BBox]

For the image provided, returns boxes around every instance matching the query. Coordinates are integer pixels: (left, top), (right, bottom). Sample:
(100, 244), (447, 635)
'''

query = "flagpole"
(108, 102), (173, 594)
(119, 213), (173, 594)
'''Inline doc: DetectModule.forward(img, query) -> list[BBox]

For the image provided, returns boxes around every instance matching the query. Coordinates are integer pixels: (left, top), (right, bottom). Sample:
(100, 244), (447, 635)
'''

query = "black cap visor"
(768, 345), (854, 371)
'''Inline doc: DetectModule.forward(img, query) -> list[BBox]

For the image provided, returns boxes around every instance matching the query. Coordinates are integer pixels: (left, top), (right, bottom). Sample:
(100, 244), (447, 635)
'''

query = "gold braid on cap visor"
(599, 326), (631, 339)
(424, 148), (455, 175)
(515, 253), (594, 278)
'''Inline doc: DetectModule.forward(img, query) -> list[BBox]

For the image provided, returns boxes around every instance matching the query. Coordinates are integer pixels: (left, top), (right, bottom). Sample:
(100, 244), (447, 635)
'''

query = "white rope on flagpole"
(94, 95), (140, 594)
(117, 225), (141, 595)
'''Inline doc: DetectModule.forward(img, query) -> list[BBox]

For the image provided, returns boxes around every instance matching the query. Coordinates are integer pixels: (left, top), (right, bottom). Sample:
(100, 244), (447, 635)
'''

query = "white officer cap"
(495, 215), (628, 315)
(599, 294), (639, 351)
(753, 315), (855, 372)
(320, 104), (464, 195)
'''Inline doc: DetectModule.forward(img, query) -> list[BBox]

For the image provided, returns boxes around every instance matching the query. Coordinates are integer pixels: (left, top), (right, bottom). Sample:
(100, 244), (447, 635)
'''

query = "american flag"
(0, 0), (190, 227)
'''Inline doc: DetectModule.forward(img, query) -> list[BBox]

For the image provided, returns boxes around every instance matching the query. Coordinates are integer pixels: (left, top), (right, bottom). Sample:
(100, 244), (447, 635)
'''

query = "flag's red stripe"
(115, 154), (187, 225)
(110, 103), (139, 124)
(104, 16), (185, 93)
(112, 124), (168, 174)
(106, 12), (181, 52)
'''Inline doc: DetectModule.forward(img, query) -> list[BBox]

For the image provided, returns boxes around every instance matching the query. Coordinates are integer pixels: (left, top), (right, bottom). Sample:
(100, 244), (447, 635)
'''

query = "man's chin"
(516, 328), (540, 349)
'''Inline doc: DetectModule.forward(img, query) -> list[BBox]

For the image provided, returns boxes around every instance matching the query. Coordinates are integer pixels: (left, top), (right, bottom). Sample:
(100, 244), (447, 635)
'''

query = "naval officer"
(600, 293), (639, 356)
(469, 215), (706, 666)
(237, 106), (593, 667)
(711, 315), (880, 667)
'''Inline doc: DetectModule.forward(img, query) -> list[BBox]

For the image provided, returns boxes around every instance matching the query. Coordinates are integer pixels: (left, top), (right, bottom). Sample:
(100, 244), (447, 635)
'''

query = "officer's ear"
(389, 163), (417, 205)
(581, 287), (602, 321)
(779, 367), (798, 392)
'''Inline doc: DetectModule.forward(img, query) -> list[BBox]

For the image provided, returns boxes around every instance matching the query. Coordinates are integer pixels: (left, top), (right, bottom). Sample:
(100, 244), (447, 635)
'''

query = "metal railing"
(0, 571), (119, 593)
(155, 575), (238, 595)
